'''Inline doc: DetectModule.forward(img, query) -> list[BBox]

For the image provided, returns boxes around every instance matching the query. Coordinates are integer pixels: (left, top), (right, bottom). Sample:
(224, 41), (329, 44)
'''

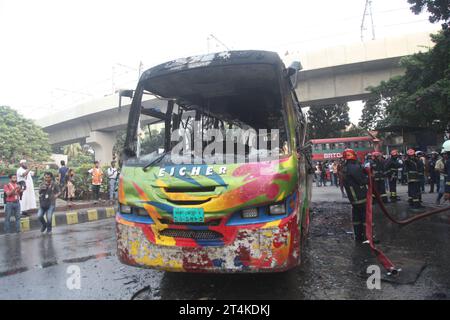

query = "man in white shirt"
(107, 161), (118, 203)
(16, 159), (37, 216)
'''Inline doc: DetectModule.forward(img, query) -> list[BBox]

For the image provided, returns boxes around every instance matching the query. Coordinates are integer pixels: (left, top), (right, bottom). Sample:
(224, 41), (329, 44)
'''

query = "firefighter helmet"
(372, 151), (382, 157)
(442, 140), (450, 153)
(390, 149), (399, 156)
(407, 149), (415, 156)
(342, 148), (357, 160)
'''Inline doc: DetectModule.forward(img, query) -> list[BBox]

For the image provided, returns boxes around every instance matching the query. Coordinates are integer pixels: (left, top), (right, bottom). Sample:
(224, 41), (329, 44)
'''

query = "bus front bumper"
(115, 214), (301, 273)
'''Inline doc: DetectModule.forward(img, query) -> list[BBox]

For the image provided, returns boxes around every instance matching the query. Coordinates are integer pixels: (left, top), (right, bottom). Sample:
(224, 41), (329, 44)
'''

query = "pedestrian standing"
(337, 159), (347, 198)
(38, 172), (61, 234)
(332, 161), (338, 188)
(66, 169), (76, 207)
(3, 174), (22, 233)
(428, 152), (439, 193)
(435, 151), (447, 204)
(16, 159), (37, 216)
(88, 161), (103, 204)
(341, 149), (368, 243)
(322, 162), (328, 186)
(107, 161), (118, 204)
(328, 162), (333, 185)
(315, 162), (322, 187)
(58, 160), (69, 189)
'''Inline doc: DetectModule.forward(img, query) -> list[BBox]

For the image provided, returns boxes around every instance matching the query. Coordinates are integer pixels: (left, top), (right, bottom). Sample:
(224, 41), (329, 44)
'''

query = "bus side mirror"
(285, 61), (302, 89)
(285, 67), (297, 77)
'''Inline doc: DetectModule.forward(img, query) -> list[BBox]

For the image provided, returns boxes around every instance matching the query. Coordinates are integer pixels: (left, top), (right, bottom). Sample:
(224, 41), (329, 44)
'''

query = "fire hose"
(365, 169), (450, 275)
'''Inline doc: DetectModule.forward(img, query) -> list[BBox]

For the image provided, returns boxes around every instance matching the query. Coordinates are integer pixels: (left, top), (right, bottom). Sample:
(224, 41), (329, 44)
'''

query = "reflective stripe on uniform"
(352, 199), (367, 205)
(349, 186), (357, 201)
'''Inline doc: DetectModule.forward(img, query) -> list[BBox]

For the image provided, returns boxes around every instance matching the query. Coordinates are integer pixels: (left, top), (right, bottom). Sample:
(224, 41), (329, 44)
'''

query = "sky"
(0, 0), (440, 123)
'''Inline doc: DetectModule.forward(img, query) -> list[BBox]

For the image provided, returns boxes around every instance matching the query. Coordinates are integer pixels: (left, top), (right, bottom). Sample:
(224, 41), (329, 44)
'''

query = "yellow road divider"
(87, 209), (98, 221)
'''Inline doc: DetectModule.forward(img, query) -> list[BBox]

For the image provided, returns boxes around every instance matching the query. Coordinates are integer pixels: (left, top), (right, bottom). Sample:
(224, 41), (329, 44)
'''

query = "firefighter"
(341, 149), (369, 242)
(404, 149), (424, 209)
(384, 149), (401, 202)
(371, 151), (388, 203)
(416, 151), (426, 195)
(443, 140), (450, 202)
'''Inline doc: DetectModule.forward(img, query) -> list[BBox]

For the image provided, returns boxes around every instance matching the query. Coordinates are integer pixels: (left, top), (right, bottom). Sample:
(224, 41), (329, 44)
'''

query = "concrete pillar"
(86, 131), (116, 165)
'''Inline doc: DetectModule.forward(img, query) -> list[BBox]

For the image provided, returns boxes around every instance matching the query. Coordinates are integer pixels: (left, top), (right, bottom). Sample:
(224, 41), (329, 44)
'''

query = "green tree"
(408, 0), (450, 27)
(140, 128), (165, 155)
(307, 103), (350, 139)
(113, 130), (126, 157)
(63, 143), (83, 159)
(341, 124), (367, 137)
(359, 77), (402, 130)
(359, 31), (450, 133)
(114, 128), (165, 157)
(0, 105), (52, 163)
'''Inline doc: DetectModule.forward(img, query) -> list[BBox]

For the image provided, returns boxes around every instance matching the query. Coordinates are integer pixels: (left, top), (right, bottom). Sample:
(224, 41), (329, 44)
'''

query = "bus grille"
(159, 218), (221, 226)
(159, 229), (223, 240)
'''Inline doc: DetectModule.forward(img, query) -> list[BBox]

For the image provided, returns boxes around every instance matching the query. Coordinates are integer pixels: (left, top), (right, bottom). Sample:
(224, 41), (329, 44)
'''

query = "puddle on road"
(0, 252), (114, 278)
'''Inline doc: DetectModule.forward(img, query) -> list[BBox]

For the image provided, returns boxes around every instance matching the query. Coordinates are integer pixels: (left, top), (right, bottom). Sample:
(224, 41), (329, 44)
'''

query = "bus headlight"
(133, 207), (148, 216)
(120, 204), (132, 214)
(241, 208), (258, 219)
(269, 203), (286, 215)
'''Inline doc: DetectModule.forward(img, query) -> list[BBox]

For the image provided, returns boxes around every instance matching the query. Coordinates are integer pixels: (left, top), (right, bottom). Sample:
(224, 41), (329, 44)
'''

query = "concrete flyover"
(36, 95), (168, 164)
(36, 31), (436, 163)
(288, 31), (435, 106)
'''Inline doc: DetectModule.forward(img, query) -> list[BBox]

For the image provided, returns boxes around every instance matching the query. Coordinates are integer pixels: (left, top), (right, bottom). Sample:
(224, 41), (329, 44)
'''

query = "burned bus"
(116, 50), (313, 272)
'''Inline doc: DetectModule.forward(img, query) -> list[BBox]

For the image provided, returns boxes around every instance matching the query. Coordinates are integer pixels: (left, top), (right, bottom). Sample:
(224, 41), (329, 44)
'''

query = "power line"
(361, 0), (375, 41)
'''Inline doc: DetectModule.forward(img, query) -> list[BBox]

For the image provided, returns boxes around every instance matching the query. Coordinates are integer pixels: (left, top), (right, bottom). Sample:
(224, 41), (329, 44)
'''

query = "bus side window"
(330, 143), (335, 150)
(354, 141), (359, 148)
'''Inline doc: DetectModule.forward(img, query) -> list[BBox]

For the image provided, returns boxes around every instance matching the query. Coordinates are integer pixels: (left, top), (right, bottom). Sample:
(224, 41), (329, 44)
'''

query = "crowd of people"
(314, 146), (450, 207)
(339, 140), (450, 243)
(3, 159), (120, 234)
(361, 148), (449, 207)
(314, 160), (346, 197)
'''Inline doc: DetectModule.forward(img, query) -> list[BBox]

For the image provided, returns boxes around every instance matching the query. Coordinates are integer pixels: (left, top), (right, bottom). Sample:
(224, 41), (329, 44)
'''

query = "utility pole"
(361, 0), (375, 41)
(206, 34), (230, 53)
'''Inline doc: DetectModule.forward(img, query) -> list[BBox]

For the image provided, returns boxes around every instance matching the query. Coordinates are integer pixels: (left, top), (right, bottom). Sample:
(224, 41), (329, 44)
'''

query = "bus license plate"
(173, 208), (204, 223)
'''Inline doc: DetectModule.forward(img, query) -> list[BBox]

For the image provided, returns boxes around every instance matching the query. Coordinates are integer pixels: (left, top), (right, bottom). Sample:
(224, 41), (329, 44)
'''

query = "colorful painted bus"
(311, 136), (378, 162)
(116, 50), (313, 272)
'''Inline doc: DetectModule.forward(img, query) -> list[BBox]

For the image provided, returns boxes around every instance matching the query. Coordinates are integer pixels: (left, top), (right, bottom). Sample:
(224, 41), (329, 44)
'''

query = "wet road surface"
(0, 185), (449, 299)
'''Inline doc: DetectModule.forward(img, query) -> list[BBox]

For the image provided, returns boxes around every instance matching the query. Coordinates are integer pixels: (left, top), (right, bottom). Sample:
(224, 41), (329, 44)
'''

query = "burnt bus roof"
(138, 50), (286, 100)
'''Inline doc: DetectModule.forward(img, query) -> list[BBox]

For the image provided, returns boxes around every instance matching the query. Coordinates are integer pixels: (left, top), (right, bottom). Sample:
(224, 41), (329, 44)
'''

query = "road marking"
(52, 213), (56, 227)
(66, 211), (78, 225)
(106, 207), (115, 218)
(87, 209), (98, 221)
(20, 217), (30, 231)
